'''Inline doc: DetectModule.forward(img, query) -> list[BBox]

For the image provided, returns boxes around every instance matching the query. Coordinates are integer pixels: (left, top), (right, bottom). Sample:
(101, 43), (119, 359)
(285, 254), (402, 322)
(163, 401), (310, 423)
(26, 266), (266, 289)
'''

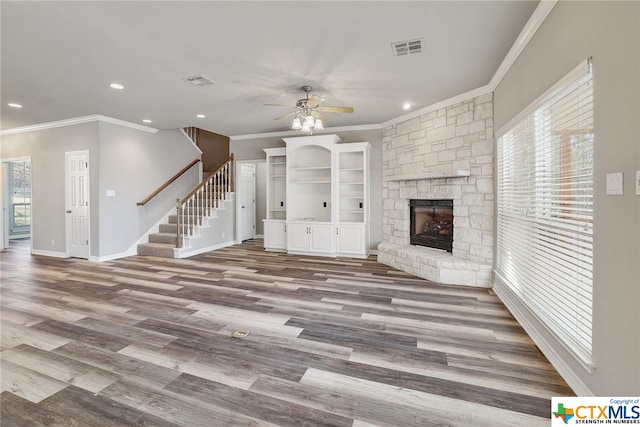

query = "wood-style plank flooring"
(0, 239), (572, 426)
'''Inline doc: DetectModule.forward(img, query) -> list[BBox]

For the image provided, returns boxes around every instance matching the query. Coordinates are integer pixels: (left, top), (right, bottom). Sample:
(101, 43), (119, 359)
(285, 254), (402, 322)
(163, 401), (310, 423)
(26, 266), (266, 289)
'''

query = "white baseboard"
(31, 249), (67, 258)
(175, 240), (236, 259)
(89, 248), (138, 262)
(493, 275), (594, 396)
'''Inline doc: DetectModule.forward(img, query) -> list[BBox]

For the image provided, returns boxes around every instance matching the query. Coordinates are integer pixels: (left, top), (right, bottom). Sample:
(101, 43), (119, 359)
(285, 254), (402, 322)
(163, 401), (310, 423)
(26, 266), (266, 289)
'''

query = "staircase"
(137, 155), (233, 258)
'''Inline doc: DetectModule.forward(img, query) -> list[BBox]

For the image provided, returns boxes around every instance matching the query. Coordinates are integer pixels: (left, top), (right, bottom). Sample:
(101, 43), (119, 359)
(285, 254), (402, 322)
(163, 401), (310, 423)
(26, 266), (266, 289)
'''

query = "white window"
(496, 59), (594, 365)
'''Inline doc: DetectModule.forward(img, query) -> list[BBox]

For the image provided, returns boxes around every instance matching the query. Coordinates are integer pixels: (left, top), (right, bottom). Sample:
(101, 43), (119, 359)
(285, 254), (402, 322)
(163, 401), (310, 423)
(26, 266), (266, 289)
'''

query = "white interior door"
(65, 151), (90, 259)
(239, 163), (256, 241)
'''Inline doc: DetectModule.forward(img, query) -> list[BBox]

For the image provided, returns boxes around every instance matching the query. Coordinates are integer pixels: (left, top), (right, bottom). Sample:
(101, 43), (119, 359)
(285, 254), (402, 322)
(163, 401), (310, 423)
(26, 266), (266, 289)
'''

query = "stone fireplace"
(410, 199), (453, 252)
(377, 93), (495, 287)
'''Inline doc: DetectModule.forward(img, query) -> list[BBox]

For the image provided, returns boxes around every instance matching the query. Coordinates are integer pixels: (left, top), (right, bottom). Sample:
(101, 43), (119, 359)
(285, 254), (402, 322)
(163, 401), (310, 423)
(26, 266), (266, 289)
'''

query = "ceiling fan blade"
(315, 111), (327, 122)
(273, 111), (297, 120)
(318, 106), (354, 113)
(307, 95), (325, 108)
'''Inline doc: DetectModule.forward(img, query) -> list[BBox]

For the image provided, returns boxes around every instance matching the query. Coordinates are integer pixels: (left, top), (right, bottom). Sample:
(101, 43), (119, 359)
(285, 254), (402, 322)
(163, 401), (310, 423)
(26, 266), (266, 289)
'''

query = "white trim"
(179, 128), (204, 155)
(0, 115), (158, 136)
(496, 58), (591, 137)
(1, 2), (555, 144)
(174, 240), (236, 258)
(31, 249), (67, 258)
(488, 0), (558, 89)
(122, 206), (175, 259)
(381, 86), (493, 129)
(382, 0), (556, 130)
(493, 273), (594, 396)
(230, 124), (381, 141)
(385, 170), (470, 182)
(89, 248), (138, 262)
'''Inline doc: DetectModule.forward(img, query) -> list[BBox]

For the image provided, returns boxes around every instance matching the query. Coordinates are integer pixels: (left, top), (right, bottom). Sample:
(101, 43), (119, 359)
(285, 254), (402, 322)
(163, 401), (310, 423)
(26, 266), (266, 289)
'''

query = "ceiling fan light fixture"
(272, 85), (353, 133)
(292, 117), (302, 130)
(305, 115), (315, 126)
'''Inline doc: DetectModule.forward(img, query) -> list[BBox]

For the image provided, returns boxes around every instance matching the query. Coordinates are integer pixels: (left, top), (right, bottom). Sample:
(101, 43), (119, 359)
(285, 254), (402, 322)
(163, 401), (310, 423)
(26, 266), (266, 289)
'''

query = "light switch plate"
(636, 171), (640, 196)
(106, 190), (116, 197)
(606, 173), (623, 195)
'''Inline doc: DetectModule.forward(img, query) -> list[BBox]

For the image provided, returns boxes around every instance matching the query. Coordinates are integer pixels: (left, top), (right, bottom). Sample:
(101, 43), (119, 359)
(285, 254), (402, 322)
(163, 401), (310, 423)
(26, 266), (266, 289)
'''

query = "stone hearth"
(378, 93), (494, 287)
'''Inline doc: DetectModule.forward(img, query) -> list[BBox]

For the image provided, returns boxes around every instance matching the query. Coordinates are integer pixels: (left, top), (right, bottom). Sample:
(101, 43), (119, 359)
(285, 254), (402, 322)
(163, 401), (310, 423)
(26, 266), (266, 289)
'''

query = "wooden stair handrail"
(137, 159), (200, 206)
(179, 154), (233, 204)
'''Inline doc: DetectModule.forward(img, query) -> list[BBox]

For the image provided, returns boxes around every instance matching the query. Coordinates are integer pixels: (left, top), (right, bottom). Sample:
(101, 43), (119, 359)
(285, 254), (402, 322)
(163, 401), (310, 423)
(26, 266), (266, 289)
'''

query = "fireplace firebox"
(409, 199), (453, 252)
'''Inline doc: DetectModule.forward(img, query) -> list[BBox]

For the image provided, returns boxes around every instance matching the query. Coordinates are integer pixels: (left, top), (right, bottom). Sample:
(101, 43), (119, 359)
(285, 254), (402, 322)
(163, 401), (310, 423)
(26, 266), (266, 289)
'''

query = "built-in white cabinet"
(287, 222), (334, 254)
(336, 223), (366, 255)
(263, 220), (287, 251)
(263, 148), (287, 252)
(263, 135), (370, 258)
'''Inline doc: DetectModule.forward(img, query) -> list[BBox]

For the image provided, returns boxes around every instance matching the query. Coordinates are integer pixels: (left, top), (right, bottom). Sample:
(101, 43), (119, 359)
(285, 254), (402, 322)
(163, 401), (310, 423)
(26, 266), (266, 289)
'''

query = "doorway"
(237, 162), (256, 242)
(1, 157), (32, 250)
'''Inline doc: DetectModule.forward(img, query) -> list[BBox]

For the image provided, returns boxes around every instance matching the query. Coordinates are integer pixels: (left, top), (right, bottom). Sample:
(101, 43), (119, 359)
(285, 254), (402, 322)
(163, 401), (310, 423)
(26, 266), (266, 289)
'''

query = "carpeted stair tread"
(137, 242), (175, 257)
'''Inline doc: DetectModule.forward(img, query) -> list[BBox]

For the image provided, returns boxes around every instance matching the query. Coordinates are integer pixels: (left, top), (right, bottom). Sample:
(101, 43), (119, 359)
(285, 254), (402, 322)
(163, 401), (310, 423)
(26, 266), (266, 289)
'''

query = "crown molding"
(2, 2), (556, 140)
(0, 115), (158, 136)
(381, 0), (556, 130)
(380, 85), (493, 129)
(488, 0), (558, 90)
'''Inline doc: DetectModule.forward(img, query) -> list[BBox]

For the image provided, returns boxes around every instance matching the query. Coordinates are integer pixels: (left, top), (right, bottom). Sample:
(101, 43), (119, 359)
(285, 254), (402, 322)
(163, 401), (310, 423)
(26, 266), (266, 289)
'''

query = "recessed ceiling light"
(403, 102), (411, 110)
(110, 83), (124, 90)
(8, 103), (22, 108)
(196, 114), (205, 118)
(142, 119), (152, 123)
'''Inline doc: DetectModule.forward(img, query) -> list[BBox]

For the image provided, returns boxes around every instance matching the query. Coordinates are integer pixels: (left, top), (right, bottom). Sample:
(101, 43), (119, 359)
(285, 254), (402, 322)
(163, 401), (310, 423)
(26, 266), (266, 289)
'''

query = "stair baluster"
(175, 154), (233, 249)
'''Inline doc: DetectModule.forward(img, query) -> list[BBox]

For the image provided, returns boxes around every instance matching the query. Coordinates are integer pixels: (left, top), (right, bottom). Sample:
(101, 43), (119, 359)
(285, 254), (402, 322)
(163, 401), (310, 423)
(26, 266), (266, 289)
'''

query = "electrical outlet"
(51, 239), (55, 246)
(636, 171), (640, 196)
(221, 232), (225, 239)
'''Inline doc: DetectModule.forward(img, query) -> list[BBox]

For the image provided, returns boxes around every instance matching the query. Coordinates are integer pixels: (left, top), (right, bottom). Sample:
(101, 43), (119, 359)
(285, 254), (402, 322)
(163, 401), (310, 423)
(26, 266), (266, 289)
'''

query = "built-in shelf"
(385, 170), (470, 181)
(289, 166), (331, 171)
(291, 180), (331, 184)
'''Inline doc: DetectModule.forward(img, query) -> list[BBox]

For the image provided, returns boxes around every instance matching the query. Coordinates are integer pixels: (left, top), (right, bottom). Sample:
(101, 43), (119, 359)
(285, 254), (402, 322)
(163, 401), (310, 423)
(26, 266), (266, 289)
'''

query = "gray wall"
(97, 124), (201, 257)
(0, 121), (202, 259)
(231, 128), (384, 249)
(1, 122), (100, 254)
(493, 1), (640, 394)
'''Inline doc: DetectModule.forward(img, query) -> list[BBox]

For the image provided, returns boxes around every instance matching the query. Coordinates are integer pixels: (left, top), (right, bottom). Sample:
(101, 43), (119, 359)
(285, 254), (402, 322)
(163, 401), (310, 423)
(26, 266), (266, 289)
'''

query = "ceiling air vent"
(391, 39), (423, 57)
(184, 75), (216, 86)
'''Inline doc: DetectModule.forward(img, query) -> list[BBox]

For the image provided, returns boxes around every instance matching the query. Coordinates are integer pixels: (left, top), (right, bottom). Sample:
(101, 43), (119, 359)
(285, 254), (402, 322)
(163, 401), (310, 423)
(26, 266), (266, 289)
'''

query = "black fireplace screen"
(410, 199), (453, 252)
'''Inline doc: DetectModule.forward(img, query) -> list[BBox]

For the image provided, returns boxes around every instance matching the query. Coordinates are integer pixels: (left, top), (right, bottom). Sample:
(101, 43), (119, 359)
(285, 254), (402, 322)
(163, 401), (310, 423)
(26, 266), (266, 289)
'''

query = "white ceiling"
(1, 1), (538, 137)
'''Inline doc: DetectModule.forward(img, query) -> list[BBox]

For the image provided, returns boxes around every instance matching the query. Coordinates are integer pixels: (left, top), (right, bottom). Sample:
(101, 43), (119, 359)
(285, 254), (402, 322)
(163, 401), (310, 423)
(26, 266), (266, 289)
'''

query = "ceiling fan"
(268, 85), (354, 132)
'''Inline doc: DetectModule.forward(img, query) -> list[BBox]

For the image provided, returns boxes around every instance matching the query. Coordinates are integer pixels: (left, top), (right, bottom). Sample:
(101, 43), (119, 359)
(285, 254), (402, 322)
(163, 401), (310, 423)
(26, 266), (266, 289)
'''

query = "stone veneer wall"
(379, 93), (495, 282)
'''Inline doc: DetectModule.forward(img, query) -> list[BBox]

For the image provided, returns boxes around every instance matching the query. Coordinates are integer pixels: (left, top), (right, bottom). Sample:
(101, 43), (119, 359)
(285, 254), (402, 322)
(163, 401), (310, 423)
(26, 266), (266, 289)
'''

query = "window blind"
(496, 60), (594, 363)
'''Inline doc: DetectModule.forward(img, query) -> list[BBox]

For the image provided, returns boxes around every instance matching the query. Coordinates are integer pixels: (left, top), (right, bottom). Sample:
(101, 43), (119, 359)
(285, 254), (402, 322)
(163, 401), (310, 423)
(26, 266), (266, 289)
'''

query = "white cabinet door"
(309, 224), (334, 253)
(287, 223), (309, 252)
(336, 224), (365, 255)
(264, 220), (286, 251)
